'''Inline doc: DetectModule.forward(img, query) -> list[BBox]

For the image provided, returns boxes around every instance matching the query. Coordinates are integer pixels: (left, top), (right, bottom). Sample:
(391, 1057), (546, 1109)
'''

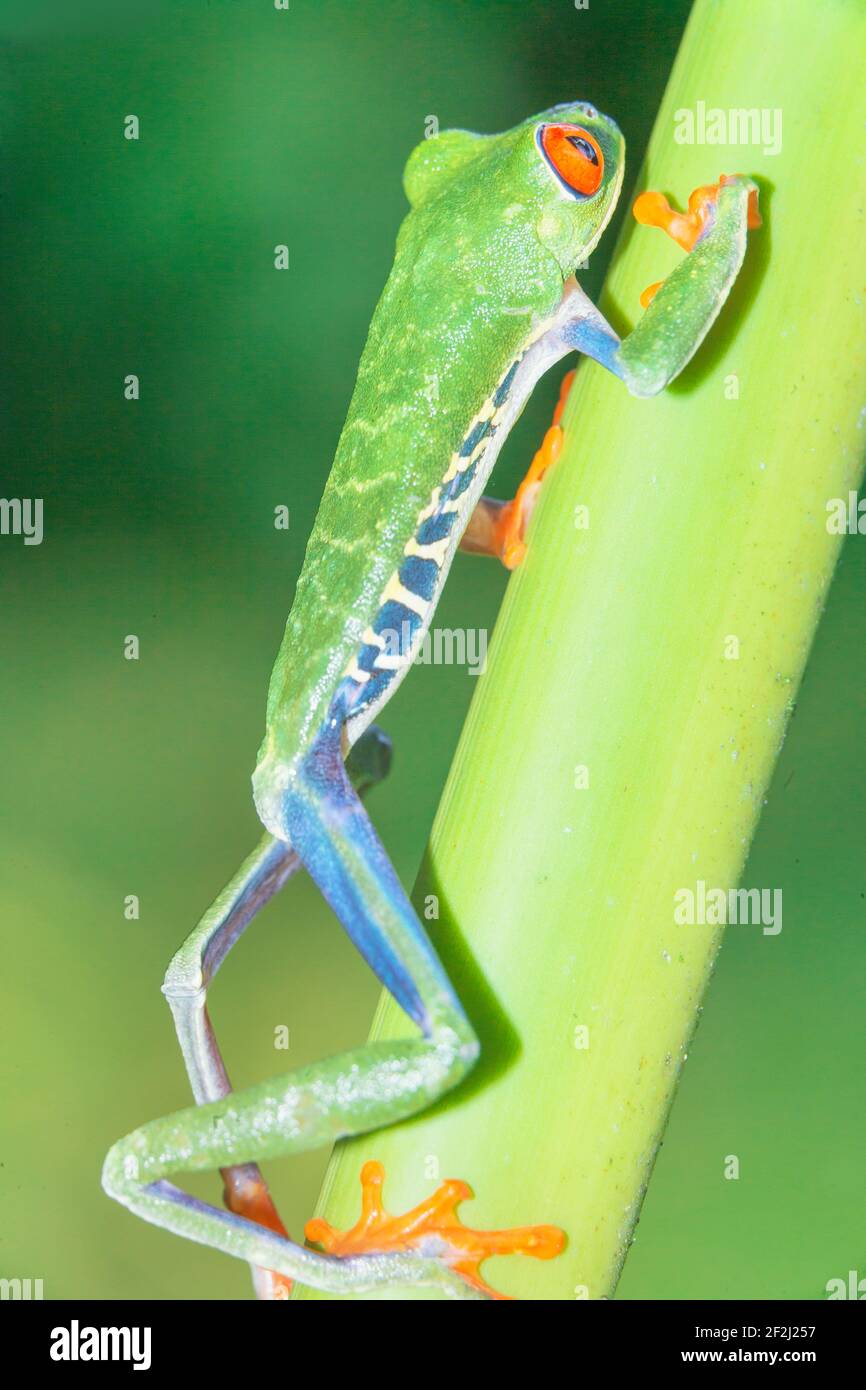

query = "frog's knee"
(251, 749), (297, 841)
(102, 1136), (140, 1202)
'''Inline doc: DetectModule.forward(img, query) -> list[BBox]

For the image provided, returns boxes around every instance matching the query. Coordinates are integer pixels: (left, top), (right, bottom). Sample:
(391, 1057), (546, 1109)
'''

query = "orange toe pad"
(494, 368), (574, 569)
(222, 1164), (293, 1301)
(305, 1160), (565, 1299)
(634, 174), (761, 307)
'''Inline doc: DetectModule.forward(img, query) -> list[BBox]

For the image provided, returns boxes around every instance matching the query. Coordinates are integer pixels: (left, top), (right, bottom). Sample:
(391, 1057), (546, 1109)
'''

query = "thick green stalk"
(299, 0), (866, 1300)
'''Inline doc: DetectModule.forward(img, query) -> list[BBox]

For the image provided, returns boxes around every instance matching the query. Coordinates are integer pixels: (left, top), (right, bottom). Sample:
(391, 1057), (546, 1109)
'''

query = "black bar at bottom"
(5, 1297), (860, 1373)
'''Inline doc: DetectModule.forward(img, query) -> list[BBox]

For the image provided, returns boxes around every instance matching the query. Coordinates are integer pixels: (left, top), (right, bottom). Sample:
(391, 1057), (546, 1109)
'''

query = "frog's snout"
(552, 99), (598, 121)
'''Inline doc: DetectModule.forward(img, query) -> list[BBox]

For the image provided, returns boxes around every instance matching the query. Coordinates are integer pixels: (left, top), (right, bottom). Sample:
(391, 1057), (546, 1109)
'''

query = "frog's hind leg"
(162, 831), (299, 1299)
(276, 705), (475, 1041)
(103, 715), (500, 1298)
(160, 722), (396, 1300)
(267, 699), (563, 1293)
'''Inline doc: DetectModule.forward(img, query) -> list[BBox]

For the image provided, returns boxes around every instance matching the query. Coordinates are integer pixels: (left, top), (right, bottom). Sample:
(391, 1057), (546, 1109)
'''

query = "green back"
(256, 105), (624, 785)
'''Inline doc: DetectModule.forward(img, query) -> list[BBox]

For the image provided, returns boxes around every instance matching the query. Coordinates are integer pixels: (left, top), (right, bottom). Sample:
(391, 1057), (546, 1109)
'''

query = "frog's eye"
(537, 123), (604, 198)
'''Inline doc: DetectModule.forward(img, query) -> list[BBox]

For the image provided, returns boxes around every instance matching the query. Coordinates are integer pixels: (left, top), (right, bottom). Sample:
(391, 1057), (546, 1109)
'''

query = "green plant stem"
(298, 0), (866, 1300)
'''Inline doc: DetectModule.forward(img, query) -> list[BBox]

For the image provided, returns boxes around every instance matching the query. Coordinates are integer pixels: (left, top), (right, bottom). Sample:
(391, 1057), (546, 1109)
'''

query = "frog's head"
(404, 102), (625, 289)
(529, 102), (625, 271)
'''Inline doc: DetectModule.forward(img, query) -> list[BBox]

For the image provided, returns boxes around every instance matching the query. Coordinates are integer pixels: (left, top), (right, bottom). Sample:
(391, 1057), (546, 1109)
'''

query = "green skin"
(103, 104), (757, 1299)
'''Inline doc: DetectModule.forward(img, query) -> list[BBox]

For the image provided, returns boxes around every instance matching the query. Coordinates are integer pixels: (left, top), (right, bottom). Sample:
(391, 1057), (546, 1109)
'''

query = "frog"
(103, 102), (759, 1301)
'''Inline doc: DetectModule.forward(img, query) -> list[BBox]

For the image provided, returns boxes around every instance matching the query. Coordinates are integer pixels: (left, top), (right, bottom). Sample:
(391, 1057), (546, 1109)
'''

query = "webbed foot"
(305, 1160), (565, 1299)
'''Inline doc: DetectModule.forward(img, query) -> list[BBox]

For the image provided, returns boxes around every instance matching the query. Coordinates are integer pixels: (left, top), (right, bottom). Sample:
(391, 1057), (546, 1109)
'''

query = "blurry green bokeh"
(1, 0), (862, 1299)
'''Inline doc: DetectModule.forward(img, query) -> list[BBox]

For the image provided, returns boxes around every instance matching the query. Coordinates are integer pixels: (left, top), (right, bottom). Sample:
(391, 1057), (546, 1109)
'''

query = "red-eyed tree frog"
(103, 103), (760, 1300)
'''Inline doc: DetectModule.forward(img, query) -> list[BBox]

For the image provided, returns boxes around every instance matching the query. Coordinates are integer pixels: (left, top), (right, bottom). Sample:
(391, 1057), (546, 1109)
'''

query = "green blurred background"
(1, 0), (863, 1299)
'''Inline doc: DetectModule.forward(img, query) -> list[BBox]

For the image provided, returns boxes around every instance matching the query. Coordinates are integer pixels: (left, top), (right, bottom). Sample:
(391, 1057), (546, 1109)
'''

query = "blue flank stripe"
(374, 598), (422, 642)
(459, 418), (490, 458)
(417, 510), (455, 545)
(399, 553), (439, 602)
(493, 357), (520, 407)
(442, 460), (478, 502)
(349, 664), (391, 711)
(356, 642), (380, 674)
(345, 356), (524, 719)
(348, 596), (423, 716)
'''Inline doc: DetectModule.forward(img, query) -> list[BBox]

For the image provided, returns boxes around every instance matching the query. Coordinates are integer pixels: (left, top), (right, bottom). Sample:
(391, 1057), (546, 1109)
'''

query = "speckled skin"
(253, 104), (624, 811)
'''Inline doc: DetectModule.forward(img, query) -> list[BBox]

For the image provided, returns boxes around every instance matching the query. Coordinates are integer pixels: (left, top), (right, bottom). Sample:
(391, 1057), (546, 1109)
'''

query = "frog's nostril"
(552, 101), (597, 119)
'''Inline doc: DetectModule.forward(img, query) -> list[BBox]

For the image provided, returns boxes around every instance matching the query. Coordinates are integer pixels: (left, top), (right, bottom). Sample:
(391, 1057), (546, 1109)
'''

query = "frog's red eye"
(537, 123), (604, 198)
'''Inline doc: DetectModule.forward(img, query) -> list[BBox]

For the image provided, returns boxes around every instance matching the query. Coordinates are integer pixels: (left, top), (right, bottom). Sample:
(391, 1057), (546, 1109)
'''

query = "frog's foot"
(460, 369), (575, 570)
(305, 1160), (565, 1299)
(634, 174), (761, 307)
(221, 1163), (294, 1301)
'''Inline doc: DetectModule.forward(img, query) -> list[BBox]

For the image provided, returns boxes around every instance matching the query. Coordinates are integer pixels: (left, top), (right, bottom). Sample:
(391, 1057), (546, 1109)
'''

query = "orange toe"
(494, 419), (565, 570)
(464, 369), (573, 570)
(639, 280), (664, 310)
(305, 1160), (565, 1299)
(552, 368), (576, 426)
(634, 175), (761, 307)
(222, 1164), (293, 1301)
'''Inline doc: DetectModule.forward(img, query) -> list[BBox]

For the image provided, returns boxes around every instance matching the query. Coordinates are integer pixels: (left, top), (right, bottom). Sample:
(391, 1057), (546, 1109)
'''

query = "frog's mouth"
(576, 153), (625, 271)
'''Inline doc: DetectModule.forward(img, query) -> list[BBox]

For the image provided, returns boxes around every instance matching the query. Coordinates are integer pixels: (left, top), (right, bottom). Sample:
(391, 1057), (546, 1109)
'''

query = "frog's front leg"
(104, 706), (561, 1298)
(565, 173), (761, 397)
(462, 175), (758, 571)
